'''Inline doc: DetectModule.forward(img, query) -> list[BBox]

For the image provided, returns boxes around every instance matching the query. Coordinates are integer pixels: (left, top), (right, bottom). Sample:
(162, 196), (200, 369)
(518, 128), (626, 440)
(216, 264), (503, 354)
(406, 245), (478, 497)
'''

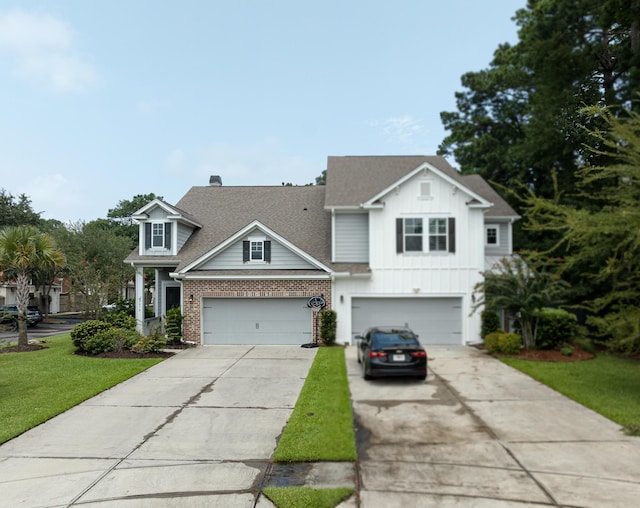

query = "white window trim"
(403, 216), (449, 254)
(151, 222), (166, 250)
(485, 224), (500, 247)
(248, 235), (266, 263)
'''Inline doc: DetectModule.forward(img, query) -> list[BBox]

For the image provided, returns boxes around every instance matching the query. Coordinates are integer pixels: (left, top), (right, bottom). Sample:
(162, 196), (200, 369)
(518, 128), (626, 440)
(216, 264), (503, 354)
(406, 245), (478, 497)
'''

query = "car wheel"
(362, 359), (372, 380)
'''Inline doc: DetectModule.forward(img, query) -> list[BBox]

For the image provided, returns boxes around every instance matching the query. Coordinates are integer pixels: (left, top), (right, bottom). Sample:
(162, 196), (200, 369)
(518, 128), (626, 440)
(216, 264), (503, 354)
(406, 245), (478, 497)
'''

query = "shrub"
(484, 332), (502, 354)
(319, 309), (337, 346)
(84, 327), (141, 355)
(70, 320), (112, 352)
(102, 311), (136, 330)
(165, 306), (184, 344)
(484, 331), (521, 355)
(132, 332), (168, 353)
(498, 333), (522, 355)
(537, 308), (578, 350)
(481, 309), (501, 339)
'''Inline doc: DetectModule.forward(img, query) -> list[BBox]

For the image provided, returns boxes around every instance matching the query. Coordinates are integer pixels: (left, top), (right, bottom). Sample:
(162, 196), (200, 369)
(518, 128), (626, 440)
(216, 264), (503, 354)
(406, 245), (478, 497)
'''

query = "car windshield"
(372, 330), (418, 348)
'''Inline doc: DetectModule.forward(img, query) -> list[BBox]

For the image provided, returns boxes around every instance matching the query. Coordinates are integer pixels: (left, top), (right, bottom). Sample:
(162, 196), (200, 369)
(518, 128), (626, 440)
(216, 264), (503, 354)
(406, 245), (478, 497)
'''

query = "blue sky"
(0, 1), (522, 223)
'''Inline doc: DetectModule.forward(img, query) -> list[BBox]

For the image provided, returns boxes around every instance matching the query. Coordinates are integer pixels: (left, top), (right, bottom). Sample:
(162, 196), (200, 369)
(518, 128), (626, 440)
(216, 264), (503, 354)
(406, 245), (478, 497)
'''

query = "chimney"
(209, 175), (222, 186)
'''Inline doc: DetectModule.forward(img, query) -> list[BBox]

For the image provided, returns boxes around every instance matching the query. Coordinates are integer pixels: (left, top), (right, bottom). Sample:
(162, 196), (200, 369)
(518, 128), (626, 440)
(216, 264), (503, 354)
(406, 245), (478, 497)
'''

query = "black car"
(0, 305), (43, 328)
(356, 326), (428, 380)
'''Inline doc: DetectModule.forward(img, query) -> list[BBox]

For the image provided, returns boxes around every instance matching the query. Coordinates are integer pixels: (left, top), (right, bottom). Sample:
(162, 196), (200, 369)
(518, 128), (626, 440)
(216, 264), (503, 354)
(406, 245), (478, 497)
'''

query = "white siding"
(200, 236), (316, 270)
(332, 169), (484, 345)
(334, 213), (369, 262)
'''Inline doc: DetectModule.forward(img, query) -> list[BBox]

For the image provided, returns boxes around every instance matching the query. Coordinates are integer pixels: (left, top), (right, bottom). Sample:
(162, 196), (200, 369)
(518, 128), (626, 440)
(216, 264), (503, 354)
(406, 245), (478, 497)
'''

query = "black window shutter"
(242, 241), (250, 262)
(164, 222), (172, 249)
(396, 218), (404, 253)
(264, 240), (271, 262)
(448, 218), (456, 253)
(145, 223), (151, 249)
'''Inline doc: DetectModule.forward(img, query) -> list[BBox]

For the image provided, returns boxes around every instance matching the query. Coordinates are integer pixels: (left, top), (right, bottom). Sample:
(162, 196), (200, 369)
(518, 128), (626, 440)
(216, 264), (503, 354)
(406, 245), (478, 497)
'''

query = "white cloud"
(370, 115), (426, 146)
(0, 9), (97, 92)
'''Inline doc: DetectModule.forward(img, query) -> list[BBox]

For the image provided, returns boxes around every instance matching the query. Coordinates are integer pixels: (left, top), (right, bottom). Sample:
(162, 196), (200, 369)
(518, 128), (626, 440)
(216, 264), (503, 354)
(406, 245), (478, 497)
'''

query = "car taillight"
(411, 351), (427, 358)
(369, 351), (388, 358)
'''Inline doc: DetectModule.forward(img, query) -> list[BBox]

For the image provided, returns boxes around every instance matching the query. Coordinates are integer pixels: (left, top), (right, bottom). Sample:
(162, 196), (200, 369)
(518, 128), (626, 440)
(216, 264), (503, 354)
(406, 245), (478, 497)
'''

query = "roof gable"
(169, 185), (331, 272)
(132, 199), (202, 228)
(324, 155), (519, 217)
(177, 220), (331, 274)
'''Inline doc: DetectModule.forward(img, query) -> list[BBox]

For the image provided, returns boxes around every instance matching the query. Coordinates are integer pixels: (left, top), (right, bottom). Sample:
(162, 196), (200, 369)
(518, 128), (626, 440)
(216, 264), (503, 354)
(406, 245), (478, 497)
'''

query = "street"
(0, 319), (78, 346)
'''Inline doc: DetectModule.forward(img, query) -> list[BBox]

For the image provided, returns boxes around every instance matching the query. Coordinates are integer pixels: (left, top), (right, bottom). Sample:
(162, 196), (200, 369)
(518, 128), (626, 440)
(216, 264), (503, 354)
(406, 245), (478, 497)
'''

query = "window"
(251, 240), (264, 260)
(396, 217), (455, 254)
(144, 222), (172, 250)
(404, 218), (423, 252)
(243, 239), (271, 263)
(485, 225), (499, 246)
(429, 218), (448, 251)
(152, 223), (164, 247)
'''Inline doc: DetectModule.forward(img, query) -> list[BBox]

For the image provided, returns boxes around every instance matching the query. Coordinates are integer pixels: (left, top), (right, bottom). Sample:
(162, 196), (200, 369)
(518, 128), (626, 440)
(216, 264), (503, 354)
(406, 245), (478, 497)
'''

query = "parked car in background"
(0, 305), (43, 328)
(356, 326), (428, 380)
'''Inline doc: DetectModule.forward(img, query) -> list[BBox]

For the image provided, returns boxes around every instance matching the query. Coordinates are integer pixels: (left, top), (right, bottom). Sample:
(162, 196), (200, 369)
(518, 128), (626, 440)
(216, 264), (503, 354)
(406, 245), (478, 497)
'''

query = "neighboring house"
(125, 156), (519, 346)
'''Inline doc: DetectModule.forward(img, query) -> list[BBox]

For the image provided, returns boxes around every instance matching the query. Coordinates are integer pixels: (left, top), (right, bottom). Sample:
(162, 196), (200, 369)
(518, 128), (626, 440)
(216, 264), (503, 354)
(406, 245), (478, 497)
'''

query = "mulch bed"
(473, 343), (596, 362)
(0, 340), (194, 358)
(0, 344), (46, 354)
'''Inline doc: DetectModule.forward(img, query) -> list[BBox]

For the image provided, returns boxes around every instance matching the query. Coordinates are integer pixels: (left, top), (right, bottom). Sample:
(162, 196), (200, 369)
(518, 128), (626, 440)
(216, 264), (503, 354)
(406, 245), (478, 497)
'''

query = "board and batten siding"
(333, 213), (369, 263)
(199, 236), (316, 270)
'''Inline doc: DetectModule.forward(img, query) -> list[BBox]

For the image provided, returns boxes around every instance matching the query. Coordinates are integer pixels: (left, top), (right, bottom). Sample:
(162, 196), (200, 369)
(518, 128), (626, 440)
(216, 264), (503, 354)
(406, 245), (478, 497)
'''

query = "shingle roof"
(324, 155), (519, 217)
(172, 185), (332, 272)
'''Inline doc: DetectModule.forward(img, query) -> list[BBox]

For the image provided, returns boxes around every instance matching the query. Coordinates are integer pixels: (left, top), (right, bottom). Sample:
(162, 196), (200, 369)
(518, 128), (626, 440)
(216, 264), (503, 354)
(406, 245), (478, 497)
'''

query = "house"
(125, 156), (519, 345)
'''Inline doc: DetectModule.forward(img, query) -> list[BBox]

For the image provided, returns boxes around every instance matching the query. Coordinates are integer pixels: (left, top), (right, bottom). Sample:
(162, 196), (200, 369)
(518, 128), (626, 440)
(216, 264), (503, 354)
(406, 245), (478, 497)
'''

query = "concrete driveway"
(0, 345), (319, 508)
(347, 345), (640, 507)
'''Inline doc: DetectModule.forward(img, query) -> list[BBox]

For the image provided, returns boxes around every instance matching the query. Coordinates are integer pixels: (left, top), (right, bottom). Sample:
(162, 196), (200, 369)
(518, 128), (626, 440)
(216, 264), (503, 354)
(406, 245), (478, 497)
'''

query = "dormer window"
(152, 223), (165, 247)
(145, 222), (172, 251)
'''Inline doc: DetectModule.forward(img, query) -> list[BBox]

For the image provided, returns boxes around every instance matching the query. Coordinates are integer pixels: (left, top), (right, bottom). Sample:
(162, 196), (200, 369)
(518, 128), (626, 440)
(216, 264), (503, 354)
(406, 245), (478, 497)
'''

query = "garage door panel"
(352, 297), (462, 345)
(203, 298), (312, 345)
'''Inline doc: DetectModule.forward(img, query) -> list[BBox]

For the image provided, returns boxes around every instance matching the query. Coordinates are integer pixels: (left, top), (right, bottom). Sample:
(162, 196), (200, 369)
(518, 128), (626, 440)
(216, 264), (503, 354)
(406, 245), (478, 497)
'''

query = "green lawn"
(501, 354), (640, 432)
(263, 486), (354, 508)
(273, 346), (357, 462)
(0, 334), (165, 444)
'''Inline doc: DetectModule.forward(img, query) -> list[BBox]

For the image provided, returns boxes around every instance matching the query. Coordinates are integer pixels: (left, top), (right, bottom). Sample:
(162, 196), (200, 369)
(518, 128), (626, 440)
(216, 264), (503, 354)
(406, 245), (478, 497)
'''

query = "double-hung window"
(152, 223), (165, 247)
(404, 218), (423, 252)
(396, 217), (455, 254)
(485, 225), (499, 246)
(144, 221), (172, 251)
(243, 238), (271, 263)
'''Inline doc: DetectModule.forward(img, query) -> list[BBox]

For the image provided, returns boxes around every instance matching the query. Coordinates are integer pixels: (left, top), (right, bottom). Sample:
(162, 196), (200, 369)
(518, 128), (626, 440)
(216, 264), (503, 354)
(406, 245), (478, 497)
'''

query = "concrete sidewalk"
(0, 346), (321, 508)
(348, 345), (640, 508)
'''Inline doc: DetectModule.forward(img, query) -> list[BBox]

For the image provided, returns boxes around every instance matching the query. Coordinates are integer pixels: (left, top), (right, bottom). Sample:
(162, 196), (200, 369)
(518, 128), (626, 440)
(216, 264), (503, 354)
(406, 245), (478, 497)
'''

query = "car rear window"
(372, 331), (419, 348)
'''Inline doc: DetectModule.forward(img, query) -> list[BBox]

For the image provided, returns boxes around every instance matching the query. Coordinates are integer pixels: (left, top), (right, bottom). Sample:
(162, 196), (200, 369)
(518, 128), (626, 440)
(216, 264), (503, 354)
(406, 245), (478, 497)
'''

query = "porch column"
(135, 265), (145, 333)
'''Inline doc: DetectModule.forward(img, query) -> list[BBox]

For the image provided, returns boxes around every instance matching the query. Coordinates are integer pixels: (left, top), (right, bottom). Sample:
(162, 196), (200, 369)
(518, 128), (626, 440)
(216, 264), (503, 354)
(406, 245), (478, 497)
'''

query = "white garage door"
(202, 298), (313, 345)
(352, 297), (463, 345)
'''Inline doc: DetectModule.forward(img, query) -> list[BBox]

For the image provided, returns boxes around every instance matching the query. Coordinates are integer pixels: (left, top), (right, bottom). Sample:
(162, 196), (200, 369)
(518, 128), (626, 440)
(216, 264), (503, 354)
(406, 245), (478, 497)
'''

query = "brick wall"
(182, 278), (332, 344)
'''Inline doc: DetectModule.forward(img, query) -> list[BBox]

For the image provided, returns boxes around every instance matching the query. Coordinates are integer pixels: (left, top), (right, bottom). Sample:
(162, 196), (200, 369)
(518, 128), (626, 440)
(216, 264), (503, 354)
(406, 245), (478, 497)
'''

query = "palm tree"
(0, 226), (65, 348)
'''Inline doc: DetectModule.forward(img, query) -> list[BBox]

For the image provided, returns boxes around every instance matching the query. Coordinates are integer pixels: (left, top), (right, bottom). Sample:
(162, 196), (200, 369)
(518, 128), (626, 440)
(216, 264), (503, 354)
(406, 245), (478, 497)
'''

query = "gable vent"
(209, 175), (222, 186)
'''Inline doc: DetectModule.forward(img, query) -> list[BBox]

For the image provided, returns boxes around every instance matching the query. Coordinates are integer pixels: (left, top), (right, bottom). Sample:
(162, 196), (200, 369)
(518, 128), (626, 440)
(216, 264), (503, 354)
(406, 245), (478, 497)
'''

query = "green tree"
(0, 226), (65, 347)
(51, 220), (134, 317)
(474, 253), (568, 349)
(0, 189), (42, 228)
(107, 193), (163, 246)
(439, 0), (640, 245)
(523, 103), (640, 353)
